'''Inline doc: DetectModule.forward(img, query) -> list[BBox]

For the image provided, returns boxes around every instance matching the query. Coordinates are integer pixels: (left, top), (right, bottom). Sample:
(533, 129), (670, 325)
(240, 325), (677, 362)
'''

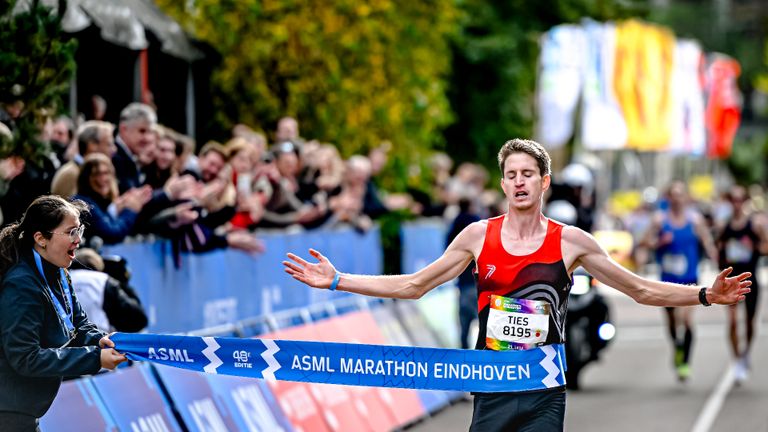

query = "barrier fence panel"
(43, 222), (466, 431)
(90, 363), (182, 432)
(261, 324), (368, 432)
(325, 309), (429, 426)
(367, 303), (452, 414)
(40, 379), (117, 432)
(153, 362), (294, 432)
(102, 226), (382, 333)
(151, 364), (241, 432)
(203, 375), (294, 432)
(401, 219), (448, 275)
(309, 313), (405, 432)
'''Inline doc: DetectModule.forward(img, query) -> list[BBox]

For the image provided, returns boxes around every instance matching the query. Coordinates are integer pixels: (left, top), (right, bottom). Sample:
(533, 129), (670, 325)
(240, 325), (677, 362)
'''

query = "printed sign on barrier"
(367, 304), (453, 413)
(103, 226), (383, 333)
(332, 309), (430, 425)
(40, 379), (117, 432)
(152, 364), (240, 432)
(90, 363), (182, 432)
(263, 324), (371, 432)
(204, 374), (294, 432)
(304, 314), (401, 432)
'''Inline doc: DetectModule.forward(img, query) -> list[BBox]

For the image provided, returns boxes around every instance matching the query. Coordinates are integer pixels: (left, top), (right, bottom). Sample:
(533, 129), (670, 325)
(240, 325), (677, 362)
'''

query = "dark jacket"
(0, 252), (104, 418)
(112, 136), (142, 194)
(75, 193), (139, 246)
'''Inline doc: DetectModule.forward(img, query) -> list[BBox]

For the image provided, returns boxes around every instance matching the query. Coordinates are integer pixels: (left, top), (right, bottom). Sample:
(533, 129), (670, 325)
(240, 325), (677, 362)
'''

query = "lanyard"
(33, 250), (75, 335)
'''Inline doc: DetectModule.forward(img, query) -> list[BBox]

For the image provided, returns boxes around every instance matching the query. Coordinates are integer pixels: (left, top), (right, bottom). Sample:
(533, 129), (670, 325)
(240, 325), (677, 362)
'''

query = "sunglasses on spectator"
(48, 225), (85, 243)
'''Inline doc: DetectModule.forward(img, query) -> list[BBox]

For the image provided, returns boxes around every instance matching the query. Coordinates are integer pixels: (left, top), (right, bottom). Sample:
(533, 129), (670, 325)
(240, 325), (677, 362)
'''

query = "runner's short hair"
(497, 138), (551, 177)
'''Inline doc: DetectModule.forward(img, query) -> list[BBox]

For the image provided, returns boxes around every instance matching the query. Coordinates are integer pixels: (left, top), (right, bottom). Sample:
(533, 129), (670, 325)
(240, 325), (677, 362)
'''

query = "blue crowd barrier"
(90, 363), (182, 432)
(41, 222), (471, 432)
(102, 226), (382, 333)
(401, 219), (447, 275)
(40, 379), (117, 432)
(153, 363), (293, 432)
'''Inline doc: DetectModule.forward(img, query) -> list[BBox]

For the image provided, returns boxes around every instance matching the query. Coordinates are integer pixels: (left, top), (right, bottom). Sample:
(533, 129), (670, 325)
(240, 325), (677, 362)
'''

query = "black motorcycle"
(564, 268), (614, 389)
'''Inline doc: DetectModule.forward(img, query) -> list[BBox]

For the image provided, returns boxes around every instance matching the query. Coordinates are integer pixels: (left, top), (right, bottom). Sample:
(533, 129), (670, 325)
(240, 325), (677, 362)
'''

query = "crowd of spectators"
(0, 100), (507, 262)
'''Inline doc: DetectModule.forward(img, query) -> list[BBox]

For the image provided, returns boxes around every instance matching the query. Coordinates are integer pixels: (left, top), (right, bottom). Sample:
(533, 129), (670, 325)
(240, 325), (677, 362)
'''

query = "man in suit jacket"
(113, 103), (156, 193)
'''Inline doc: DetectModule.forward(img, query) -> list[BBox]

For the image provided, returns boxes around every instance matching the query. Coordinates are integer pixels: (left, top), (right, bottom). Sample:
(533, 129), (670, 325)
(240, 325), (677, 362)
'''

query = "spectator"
(113, 103), (157, 193)
(142, 129), (177, 191)
(48, 115), (74, 166)
(159, 141), (262, 257)
(302, 143), (344, 200)
(0, 156), (25, 227)
(226, 138), (264, 230)
(368, 141), (390, 178)
(0, 196), (126, 430)
(171, 132), (198, 175)
(232, 124), (268, 157)
(51, 120), (116, 198)
(325, 155), (381, 232)
(90, 95), (107, 121)
(74, 154), (151, 246)
(180, 142), (235, 218)
(109, 113), (199, 238)
(0, 152), (57, 229)
(447, 197), (481, 349)
(0, 98), (22, 133)
(258, 141), (327, 229)
(185, 141), (227, 183)
(69, 248), (148, 333)
(274, 116), (301, 145)
(347, 155), (388, 219)
(428, 152), (454, 217)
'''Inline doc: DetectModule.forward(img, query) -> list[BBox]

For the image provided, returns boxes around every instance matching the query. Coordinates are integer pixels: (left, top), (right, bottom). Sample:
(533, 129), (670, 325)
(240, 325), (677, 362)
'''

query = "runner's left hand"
(709, 267), (752, 305)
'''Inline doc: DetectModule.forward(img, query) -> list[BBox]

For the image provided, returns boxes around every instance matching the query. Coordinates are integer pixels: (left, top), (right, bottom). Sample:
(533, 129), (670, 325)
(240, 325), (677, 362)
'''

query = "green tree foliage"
(0, 0), (76, 164)
(445, 0), (645, 175)
(158, 0), (461, 190)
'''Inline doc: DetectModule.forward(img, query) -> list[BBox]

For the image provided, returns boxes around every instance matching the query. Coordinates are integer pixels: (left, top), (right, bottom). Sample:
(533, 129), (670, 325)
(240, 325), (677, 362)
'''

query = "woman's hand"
(100, 348), (127, 370)
(98, 333), (115, 348)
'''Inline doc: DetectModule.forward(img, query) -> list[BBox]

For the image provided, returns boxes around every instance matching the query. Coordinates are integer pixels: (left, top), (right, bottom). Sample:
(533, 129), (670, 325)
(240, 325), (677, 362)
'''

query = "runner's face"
(500, 153), (549, 211)
(667, 183), (688, 209)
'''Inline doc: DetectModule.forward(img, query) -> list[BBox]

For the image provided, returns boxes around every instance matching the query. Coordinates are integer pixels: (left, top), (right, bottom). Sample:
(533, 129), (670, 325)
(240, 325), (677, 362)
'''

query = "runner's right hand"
(283, 249), (337, 289)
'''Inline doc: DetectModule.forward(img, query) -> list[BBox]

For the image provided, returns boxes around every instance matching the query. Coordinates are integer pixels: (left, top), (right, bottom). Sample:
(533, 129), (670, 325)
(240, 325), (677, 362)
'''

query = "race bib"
(725, 238), (752, 264)
(486, 296), (550, 351)
(661, 253), (688, 276)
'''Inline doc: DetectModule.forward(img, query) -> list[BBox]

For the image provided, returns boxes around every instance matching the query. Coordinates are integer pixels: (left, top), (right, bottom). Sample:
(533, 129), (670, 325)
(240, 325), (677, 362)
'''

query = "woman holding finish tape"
(0, 195), (127, 431)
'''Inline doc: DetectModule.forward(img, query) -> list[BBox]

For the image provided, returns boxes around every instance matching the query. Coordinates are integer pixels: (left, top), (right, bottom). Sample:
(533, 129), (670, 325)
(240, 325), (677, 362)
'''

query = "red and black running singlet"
(474, 216), (572, 350)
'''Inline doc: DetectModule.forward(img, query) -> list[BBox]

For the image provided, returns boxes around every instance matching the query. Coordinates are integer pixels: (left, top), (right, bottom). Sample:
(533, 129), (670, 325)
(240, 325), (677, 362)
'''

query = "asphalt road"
(406, 266), (768, 432)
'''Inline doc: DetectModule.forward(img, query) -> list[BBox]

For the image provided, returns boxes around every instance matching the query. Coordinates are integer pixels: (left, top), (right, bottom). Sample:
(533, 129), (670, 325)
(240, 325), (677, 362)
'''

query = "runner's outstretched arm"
(283, 222), (483, 300)
(564, 226), (751, 307)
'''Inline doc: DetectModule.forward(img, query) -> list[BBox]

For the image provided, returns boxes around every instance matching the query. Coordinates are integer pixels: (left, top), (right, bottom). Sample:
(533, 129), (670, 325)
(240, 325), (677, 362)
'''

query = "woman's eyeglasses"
(49, 225), (85, 243)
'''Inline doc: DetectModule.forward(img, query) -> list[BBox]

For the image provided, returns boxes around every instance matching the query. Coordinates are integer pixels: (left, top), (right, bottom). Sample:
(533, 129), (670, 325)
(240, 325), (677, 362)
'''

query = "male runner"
(642, 180), (718, 381)
(283, 138), (751, 432)
(717, 185), (767, 382)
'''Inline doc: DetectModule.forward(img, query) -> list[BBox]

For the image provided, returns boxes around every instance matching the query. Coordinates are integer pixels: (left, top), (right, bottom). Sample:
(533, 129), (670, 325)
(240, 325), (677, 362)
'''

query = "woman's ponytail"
(0, 222), (23, 278)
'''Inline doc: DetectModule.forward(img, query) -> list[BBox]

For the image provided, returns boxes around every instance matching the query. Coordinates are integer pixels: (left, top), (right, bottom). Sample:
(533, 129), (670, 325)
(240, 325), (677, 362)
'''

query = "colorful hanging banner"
(112, 333), (567, 393)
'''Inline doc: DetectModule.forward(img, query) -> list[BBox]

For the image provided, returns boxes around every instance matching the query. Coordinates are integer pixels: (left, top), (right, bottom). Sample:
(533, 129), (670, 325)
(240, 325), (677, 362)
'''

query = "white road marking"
(690, 365), (735, 432)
